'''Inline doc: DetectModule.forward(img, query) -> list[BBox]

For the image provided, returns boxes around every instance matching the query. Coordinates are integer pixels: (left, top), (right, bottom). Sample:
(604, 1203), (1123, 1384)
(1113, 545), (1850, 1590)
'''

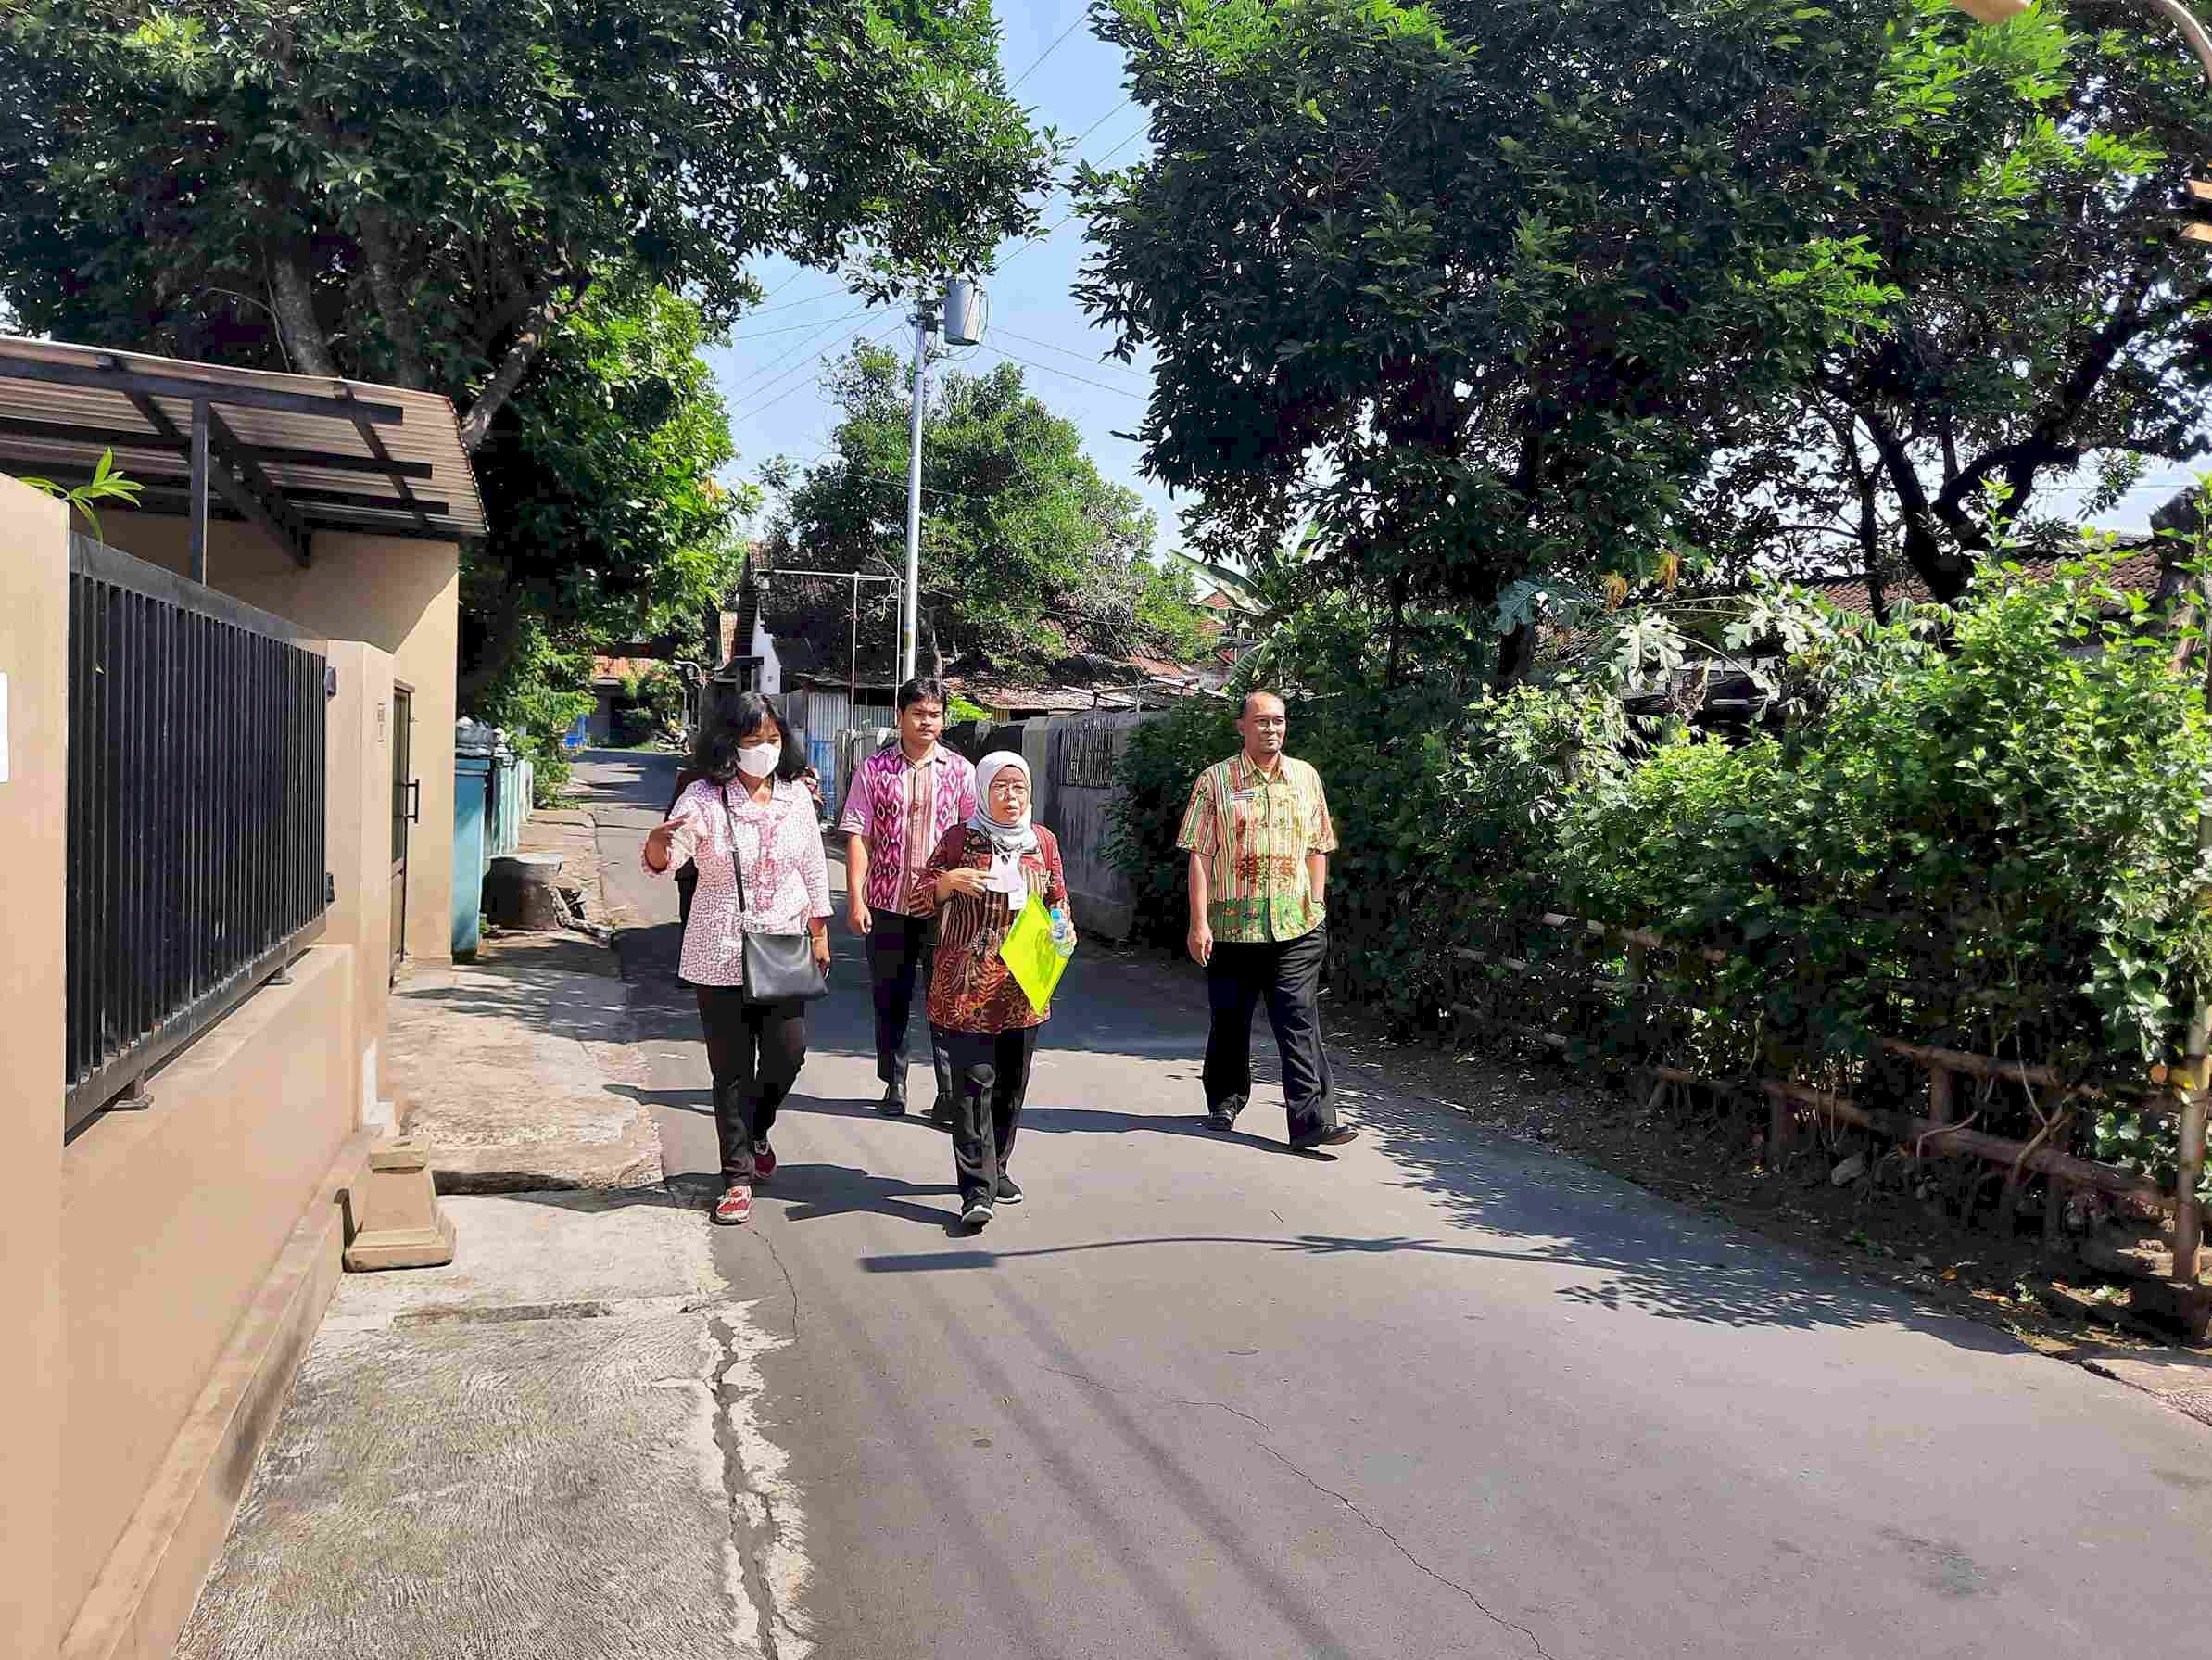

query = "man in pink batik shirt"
(836, 678), (978, 1118)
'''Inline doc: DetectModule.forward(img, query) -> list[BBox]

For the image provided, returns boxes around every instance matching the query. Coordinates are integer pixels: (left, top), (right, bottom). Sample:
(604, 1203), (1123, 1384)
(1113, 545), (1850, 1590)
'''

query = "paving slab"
(176, 1194), (809, 1660)
(387, 931), (663, 1192)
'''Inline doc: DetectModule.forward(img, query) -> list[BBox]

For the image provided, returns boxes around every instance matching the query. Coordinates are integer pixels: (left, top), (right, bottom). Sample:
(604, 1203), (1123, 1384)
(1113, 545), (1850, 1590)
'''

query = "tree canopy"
(0, 1), (1057, 720)
(760, 341), (1204, 672)
(463, 283), (748, 703)
(0, 0), (1055, 446)
(1076, 0), (2212, 670)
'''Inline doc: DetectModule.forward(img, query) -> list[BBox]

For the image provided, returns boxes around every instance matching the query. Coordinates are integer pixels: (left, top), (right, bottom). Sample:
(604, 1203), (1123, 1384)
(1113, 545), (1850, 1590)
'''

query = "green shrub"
(1112, 548), (2212, 1193)
(472, 623), (591, 805)
(1107, 678), (1625, 1024)
(1561, 553), (2212, 1074)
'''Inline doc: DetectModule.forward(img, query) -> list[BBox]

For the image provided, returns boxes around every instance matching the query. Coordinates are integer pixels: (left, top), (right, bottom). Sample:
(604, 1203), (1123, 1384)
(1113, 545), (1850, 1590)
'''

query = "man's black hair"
(898, 677), (951, 713)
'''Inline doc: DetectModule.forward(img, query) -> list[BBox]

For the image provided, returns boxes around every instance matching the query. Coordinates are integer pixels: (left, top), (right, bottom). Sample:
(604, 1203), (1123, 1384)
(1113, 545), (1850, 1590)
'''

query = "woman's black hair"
(694, 691), (806, 785)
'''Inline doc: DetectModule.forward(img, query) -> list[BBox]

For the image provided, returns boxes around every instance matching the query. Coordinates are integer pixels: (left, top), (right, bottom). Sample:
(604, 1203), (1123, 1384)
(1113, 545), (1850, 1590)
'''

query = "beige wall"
(95, 513), (460, 969)
(4, 494), (409, 1654)
(323, 641), (397, 1123)
(56, 944), (356, 1639)
(0, 478), (70, 1660)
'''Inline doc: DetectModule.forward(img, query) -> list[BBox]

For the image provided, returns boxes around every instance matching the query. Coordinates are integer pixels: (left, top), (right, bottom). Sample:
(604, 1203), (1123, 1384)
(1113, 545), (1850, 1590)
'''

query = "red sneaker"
(752, 1141), (777, 1182)
(714, 1185), (752, 1225)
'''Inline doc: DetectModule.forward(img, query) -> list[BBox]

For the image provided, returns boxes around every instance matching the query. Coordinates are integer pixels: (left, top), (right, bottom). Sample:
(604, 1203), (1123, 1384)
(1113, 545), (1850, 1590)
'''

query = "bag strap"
(721, 783), (749, 918)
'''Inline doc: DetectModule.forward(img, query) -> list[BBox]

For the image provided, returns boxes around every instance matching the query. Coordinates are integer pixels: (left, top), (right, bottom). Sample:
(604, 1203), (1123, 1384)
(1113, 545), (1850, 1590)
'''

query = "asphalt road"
(582, 749), (2210, 1660)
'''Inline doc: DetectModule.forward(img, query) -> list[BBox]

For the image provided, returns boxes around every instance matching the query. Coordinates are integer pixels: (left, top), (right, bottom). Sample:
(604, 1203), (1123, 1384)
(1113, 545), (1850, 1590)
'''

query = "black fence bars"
(64, 535), (329, 1133)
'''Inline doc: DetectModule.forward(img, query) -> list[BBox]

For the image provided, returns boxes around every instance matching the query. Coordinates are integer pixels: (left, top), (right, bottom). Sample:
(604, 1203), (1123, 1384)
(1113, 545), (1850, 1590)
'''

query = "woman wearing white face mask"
(643, 692), (831, 1225)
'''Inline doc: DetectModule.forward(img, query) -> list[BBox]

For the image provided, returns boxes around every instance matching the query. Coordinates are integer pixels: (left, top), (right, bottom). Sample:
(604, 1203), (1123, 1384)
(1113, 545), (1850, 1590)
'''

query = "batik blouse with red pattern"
(913, 824), (1068, 1033)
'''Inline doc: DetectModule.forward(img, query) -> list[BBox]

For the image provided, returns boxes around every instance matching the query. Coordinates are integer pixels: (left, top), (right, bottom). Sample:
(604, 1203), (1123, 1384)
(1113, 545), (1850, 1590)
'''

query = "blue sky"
(704, 5), (2199, 566)
(704, 6), (1178, 554)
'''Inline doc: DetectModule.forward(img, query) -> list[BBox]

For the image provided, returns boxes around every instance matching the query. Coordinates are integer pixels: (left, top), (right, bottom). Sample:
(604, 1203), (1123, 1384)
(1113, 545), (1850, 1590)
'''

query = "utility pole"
(901, 292), (938, 686)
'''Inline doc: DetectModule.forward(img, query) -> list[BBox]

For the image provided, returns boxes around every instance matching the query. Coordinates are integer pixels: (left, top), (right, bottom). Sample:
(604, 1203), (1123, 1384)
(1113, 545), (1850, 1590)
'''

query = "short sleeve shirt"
(1176, 752), (1337, 944)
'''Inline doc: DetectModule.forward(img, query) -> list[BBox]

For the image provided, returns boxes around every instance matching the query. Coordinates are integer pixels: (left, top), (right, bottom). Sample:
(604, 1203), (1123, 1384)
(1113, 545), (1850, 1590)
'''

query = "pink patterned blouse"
(834, 743), (978, 917)
(647, 778), (831, 987)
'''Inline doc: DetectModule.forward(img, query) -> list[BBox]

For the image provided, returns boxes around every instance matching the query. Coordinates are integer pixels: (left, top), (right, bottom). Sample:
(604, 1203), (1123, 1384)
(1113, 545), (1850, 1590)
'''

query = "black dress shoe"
(878, 1087), (907, 1117)
(1288, 1125), (1359, 1154)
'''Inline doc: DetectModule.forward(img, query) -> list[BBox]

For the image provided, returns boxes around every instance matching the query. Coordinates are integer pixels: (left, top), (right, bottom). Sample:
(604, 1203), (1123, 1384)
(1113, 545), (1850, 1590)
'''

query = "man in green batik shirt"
(1176, 690), (1358, 1154)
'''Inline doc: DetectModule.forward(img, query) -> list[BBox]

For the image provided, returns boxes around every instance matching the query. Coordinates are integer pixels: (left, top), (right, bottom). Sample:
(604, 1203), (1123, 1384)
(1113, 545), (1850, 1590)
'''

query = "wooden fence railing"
(1451, 910), (2210, 1337)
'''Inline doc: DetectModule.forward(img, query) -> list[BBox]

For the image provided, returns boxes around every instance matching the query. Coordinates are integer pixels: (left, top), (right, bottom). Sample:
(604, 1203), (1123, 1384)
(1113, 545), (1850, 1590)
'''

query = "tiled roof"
(1806, 548), (2172, 615)
(591, 654), (673, 686)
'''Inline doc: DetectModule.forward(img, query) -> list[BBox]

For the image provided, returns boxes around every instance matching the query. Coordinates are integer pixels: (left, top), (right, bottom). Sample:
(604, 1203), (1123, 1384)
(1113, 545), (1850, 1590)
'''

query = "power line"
(730, 307), (876, 341)
(992, 323), (1146, 377)
(994, 117), (1151, 272)
(1069, 97), (1134, 151)
(983, 345), (1147, 401)
(1091, 122), (1148, 168)
(728, 311), (904, 424)
(1008, 16), (1086, 91)
(726, 305), (879, 401)
(741, 286), (855, 319)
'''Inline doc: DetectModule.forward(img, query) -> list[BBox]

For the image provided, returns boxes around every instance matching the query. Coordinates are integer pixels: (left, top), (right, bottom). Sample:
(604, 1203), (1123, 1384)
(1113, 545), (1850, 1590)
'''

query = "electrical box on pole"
(942, 279), (985, 347)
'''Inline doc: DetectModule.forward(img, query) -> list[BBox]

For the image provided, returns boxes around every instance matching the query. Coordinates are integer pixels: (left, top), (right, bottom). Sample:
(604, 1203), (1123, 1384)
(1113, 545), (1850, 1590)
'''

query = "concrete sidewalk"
(382, 789), (656, 1192)
(386, 931), (663, 1192)
(174, 1190), (803, 1660)
(179, 769), (791, 1654)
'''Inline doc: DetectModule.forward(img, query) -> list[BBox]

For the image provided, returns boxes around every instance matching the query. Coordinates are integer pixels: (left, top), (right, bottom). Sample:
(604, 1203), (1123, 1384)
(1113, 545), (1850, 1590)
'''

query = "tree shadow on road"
(605, 893), (2029, 1350)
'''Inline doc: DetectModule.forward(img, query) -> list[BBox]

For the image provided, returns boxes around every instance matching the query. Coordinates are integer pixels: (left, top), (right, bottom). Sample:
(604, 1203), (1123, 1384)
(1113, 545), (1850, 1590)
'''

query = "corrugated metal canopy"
(0, 336), (487, 550)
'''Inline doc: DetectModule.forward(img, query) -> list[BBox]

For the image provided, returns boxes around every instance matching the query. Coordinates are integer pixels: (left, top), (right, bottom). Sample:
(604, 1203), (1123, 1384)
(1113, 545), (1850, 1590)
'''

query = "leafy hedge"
(1107, 676), (1625, 1021)
(1562, 560), (2212, 1072)
(1110, 552), (2212, 1189)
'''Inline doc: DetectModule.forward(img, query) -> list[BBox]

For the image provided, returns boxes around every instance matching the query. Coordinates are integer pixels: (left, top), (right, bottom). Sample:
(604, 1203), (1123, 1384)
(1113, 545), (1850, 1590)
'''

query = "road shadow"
(582, 752), (2028, 1353)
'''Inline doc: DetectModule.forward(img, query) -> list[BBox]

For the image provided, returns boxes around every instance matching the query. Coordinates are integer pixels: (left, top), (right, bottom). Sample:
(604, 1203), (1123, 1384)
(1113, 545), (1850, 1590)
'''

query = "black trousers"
(867, 913), (954, 1108)
(942, 1026), (1039, 1207)
(696, 986), (807, 1186)
(1203, 926), (1334, 1142)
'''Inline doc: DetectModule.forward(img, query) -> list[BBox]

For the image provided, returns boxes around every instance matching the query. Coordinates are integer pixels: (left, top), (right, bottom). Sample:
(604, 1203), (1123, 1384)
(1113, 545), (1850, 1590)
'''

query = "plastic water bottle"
(1048, 906), (1076, 957)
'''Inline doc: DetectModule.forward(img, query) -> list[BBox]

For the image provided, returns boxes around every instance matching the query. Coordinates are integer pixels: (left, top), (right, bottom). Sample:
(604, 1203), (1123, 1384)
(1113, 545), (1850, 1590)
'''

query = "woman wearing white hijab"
(916, 751), (1073, 1228)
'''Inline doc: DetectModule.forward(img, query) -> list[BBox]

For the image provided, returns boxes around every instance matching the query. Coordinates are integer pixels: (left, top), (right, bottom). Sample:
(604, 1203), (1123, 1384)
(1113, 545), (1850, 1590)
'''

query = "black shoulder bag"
(723, 784), (828, 1006)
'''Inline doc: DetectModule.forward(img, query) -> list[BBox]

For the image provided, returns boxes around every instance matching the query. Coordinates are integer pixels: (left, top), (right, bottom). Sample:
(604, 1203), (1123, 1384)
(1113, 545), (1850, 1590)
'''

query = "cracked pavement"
(587, 749), (2212, 1660)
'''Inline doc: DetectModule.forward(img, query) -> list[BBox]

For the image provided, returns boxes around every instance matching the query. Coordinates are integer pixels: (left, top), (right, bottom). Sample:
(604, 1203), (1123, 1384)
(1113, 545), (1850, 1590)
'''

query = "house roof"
(0, 336), (488, 554)
(953, 652), (1226, 714)
(1804, 548), (2173, 615)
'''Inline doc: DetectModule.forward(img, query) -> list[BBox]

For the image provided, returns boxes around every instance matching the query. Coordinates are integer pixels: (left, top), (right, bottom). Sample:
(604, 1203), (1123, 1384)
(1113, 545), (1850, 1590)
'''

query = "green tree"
(462, 284), (749, 704)
(1076, 0), (2212, 667)
(0, 0), (1055, 446)
(1077, 0), (1915, 679)
(760, 342), (1201, 671)
(1757, 0), (2212, 603)
(0, 2), (1052, 737)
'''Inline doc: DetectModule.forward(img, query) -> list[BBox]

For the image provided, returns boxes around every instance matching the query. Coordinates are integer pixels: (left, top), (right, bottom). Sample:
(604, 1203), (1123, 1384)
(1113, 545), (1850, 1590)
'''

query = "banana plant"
(1168, 516), (1321, 624)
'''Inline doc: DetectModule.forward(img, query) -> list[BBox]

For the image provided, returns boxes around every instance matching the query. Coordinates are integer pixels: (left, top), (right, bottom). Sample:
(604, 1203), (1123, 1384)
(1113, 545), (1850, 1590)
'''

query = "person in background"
(642, 692), (831, 1225)
(916, 751), (1069, 1229)
(1178, 689), (1358, 1155)
(836, 678), (977, 1120)
(664, 756), (706, 937)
